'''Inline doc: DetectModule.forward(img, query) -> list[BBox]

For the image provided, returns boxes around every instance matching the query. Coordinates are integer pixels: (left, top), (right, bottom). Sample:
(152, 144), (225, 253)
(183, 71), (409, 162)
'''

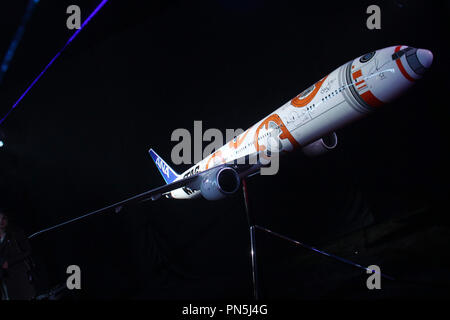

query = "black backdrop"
(0, 0), (449, 299)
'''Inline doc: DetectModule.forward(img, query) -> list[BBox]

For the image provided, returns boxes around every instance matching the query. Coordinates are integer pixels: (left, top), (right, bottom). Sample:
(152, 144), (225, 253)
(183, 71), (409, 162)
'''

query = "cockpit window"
(392, 47), (414, 60)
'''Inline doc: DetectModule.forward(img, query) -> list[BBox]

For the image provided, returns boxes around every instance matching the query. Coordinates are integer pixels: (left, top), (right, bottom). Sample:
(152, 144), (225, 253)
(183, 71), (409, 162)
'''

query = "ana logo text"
(156, 157), (170, 178)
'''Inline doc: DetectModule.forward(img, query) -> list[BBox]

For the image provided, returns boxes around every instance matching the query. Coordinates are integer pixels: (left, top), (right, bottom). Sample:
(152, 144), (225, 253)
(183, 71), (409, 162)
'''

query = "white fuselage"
(170, 45), (432, 199)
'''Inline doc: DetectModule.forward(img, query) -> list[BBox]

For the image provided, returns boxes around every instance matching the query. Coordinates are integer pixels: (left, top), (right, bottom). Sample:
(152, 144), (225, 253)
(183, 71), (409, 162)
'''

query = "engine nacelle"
(200, 167), (241, 200)
(301, 132), (338, 157)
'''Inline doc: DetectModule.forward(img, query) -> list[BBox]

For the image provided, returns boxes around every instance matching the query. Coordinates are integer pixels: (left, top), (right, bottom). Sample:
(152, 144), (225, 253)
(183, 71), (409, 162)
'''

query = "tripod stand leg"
(242, 179), (259, 300)
(254, 225), (395, 281)
(249, 225), (259, 300)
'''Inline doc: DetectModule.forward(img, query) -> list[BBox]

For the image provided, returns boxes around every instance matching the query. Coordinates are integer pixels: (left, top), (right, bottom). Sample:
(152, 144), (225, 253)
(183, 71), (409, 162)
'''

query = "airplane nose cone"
(403, 47), (433, 76)
(416, 48), (433, 69)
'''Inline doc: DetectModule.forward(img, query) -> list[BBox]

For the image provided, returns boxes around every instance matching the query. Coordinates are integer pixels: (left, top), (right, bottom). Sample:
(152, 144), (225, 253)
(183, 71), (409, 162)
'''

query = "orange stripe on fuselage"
(352, 69), (362, 80)
(352, 63), (383, 107)
(291, 75), (328, 108)
(253, 114), (299, 152)
(205, 150), (225, 169)
(360, 90), (384, 107)
(228, 128), (251, 149)
(394, 45), (415, 82)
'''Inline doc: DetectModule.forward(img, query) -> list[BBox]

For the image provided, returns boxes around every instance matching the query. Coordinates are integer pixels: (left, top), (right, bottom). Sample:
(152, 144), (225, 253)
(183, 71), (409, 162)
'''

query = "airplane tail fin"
(149, 149), (180, 184)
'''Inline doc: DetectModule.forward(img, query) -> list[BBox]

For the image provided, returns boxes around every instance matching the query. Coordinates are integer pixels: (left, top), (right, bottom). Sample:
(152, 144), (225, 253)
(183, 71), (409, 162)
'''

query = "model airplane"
(143, 45), (433, 201)
(64, 46), (438, 215)
(27, 45), (434, 239)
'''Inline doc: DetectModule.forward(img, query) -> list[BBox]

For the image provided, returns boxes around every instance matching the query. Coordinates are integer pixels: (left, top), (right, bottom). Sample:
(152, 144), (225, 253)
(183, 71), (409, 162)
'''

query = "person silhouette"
(0, 209), (35, 300)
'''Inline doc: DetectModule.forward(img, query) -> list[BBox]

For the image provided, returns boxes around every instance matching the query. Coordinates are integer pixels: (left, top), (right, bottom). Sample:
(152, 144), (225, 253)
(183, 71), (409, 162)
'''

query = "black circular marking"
(359, 51), (376, 63)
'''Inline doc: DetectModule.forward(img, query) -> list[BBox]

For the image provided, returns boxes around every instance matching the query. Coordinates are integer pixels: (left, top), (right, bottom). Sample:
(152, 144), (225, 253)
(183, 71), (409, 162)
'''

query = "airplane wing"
(26, 169), (203, 238)
(92, 158), (260, 208)
(28, 153), (266, 239)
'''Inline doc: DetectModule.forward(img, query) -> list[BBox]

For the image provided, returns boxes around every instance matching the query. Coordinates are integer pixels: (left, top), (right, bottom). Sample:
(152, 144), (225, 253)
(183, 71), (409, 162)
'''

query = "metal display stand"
(241, 178), (394, 300)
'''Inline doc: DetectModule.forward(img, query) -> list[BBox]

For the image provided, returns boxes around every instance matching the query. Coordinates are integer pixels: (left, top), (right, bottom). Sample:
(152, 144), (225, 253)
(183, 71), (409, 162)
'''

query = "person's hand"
(2, 261), (8, 269)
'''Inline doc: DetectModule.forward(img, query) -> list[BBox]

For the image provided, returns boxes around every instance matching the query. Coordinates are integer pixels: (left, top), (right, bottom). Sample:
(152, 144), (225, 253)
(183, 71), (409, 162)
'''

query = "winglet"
(149, 149), (179, 184)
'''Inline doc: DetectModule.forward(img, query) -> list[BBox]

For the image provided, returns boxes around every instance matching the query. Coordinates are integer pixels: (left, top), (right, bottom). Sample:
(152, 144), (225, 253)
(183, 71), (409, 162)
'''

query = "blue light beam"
(0, 0), (110, 125)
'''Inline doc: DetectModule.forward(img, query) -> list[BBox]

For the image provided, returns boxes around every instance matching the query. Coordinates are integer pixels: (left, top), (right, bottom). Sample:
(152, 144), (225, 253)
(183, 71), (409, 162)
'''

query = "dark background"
(0, 0), (449, 299)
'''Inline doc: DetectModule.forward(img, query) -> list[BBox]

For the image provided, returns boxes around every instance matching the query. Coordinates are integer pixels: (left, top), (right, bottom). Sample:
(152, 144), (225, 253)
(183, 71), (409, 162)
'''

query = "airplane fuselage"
(170, 45), (433, 199)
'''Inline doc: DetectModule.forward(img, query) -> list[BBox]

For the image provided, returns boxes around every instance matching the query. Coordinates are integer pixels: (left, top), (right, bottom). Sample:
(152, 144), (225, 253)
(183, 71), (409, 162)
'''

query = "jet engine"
(301, 132), (338, 157)
(200, 167), (241, 200)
